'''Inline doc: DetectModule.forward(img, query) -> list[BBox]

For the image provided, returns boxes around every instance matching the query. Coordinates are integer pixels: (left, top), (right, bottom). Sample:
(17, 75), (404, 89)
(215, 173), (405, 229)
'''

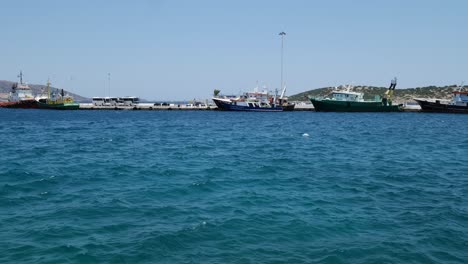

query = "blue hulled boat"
(212, 87), (295, 112)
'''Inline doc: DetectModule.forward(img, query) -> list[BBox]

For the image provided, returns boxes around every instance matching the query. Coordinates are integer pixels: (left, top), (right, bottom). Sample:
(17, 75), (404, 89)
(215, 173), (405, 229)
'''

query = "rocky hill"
(0, 80), (89, 102)
(289, 85), (465, 102)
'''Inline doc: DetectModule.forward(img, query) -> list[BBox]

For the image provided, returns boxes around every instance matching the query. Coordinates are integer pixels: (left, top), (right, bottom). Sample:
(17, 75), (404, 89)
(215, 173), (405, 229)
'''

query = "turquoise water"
(1, 109), (467, 263)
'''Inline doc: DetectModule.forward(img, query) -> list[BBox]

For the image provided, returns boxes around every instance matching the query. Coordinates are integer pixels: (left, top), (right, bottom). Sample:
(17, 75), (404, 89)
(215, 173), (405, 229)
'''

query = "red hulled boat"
(0, 71), (38, 109)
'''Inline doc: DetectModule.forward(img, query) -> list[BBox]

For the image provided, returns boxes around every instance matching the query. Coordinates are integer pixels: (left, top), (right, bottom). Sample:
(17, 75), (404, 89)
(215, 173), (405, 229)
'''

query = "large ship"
(212, 86), (295, 112)
(0, 71), (38, 109)
(414, 84), (468, 113)
(36, 80), (80, 110)
(309, 78), (401, 112)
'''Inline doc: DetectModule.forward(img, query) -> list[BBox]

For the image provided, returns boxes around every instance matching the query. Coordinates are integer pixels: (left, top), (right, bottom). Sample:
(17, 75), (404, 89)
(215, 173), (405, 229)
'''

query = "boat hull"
(37, 102), (80, 110)
(414, 99), (468, 113)
(213, 98), (294, 112)
(0, 100), (39, 109)
(310, 99), (401, 112)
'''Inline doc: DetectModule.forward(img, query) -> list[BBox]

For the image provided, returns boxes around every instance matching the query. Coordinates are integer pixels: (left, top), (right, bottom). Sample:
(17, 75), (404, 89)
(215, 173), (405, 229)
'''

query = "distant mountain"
(288, 85), (464, 102)
(0, 80), (89, 102)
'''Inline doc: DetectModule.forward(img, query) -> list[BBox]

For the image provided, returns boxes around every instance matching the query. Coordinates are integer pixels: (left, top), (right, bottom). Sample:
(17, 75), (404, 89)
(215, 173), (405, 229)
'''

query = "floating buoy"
(302, 133), (310, 137)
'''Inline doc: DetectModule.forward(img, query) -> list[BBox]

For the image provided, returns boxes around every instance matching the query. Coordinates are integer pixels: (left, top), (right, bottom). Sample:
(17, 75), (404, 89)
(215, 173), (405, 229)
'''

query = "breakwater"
(78, 103), (317, 111)
(78, 103), (420, 111)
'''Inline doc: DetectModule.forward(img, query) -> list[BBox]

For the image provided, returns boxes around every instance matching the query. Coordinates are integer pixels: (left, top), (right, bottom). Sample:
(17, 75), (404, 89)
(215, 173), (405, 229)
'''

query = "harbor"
(3, 1), (468, 264)
(0, 73), (444, 113)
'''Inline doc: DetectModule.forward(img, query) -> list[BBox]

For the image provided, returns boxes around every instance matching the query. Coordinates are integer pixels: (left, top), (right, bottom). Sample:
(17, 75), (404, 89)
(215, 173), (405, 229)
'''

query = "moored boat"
(414, 84), (468, 113)
(0, 71), (38, 109)
(309, 78), (401, 112)
(212, 86), (295, 112)
(36, 80), (80, 110)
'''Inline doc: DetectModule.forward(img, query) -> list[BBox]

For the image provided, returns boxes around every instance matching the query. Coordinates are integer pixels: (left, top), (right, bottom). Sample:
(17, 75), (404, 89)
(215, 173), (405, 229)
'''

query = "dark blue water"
(1, 109), (467, 263)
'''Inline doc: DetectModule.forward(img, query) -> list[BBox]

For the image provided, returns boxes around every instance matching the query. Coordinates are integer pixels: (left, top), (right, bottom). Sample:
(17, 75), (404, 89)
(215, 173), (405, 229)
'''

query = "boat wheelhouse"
(452, 91), (468, 106)
(329, 89), (365, 102)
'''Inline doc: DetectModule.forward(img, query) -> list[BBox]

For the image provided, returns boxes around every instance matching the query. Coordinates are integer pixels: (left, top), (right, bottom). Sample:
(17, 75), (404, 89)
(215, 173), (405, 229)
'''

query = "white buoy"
(302, 133), (309, 137)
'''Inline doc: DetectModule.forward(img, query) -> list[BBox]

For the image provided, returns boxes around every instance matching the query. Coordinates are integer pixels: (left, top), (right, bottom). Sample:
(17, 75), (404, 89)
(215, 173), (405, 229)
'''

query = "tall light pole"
(279, 32), (286, 92)
(107, 73), (111, 97)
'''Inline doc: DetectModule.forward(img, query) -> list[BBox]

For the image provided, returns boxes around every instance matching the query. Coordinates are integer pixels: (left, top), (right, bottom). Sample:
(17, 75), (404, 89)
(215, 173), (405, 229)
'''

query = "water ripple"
(0, 110), (467, 263)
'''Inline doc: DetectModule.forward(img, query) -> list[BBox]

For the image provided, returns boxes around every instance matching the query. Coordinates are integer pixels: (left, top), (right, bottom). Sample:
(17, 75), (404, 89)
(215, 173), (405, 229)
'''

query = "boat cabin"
(9, 83), (34, 102)
(331, 91), (364, 102)
(452, 91), (468, 106)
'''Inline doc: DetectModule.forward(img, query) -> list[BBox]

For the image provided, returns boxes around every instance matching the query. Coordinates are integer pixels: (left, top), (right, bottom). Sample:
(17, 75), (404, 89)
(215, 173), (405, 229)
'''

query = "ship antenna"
(459, 81), (465, 92)
(18, 71), (23, 84)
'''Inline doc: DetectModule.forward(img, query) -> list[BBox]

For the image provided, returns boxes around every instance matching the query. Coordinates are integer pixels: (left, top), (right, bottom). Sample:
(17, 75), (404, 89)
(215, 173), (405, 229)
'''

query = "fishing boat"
(36, 80), (80, 110)
(309, 78), (401, 112)
(414, 84), (468, 113)
(212, 86), (295, 112)
(0, 71), (38, 109)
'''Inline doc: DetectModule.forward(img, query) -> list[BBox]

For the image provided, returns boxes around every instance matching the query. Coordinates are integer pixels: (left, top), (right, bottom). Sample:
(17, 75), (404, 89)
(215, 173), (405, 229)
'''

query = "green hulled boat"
(310, 97), (401, 112)
(36, 80), (80, 110)
(37, 100), (80, 110)
(309, 79), (401, 112)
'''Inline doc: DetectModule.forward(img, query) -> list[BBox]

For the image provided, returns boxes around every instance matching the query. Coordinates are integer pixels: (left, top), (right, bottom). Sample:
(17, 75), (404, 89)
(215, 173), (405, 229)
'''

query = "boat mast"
(280, 85), (286, 99)
(47, 79), (51, 100)
(274, 89), (278, 107)
(388, 77), (397, 100)
(18, 71), (23, 84)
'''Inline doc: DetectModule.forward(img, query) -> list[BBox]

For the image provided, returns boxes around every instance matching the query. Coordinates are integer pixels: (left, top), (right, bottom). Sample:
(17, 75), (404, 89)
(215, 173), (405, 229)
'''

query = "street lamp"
(279, 32), (286, 92)
(108, 73), (111, 97)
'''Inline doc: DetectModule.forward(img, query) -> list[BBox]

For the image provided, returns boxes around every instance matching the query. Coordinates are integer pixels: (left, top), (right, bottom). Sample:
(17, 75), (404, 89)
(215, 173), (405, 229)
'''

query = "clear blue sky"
(1, 0), (466, 100)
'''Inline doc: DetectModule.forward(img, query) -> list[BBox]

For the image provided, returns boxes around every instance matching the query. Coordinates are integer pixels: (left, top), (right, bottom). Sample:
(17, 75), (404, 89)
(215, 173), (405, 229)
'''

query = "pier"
(77, 103), (419, 111)
(78, 103), (216, 111)
(79, 103), (315, 111)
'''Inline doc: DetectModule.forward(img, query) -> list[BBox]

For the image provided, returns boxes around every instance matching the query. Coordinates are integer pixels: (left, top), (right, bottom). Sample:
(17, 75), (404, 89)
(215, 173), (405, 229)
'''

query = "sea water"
(0, 109), (467, 263)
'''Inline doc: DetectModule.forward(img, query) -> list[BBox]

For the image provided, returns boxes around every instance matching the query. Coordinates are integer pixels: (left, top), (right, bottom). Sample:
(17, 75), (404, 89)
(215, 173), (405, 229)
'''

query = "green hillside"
(289, 85), (464, 102)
